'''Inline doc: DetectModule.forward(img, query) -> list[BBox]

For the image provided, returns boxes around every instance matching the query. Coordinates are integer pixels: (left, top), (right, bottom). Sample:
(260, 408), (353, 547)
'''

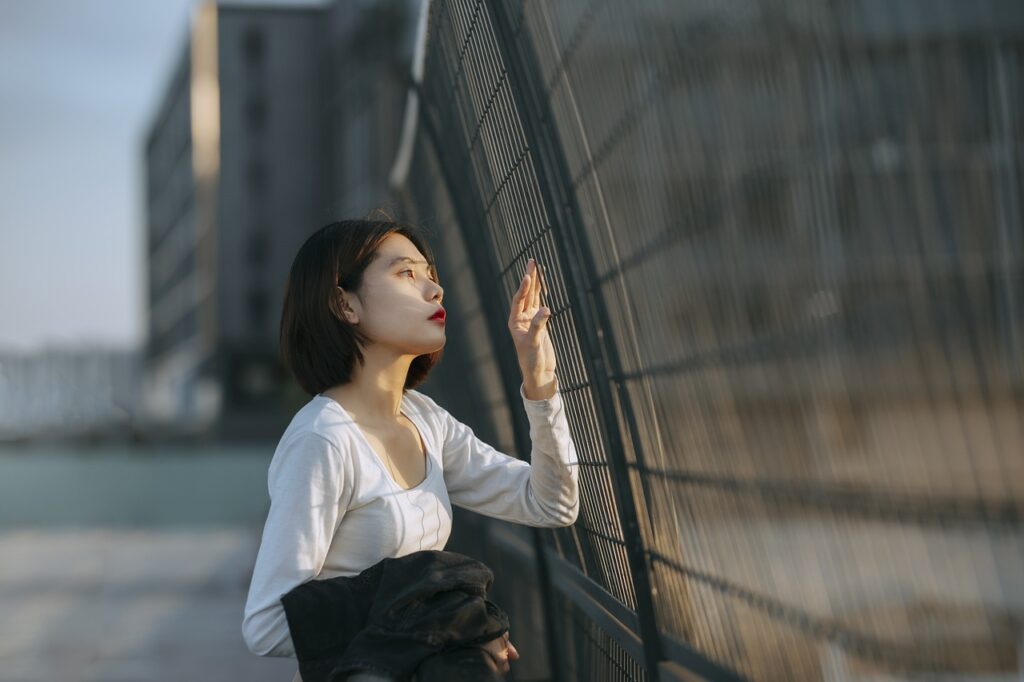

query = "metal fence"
(390, 1), (1024, 680)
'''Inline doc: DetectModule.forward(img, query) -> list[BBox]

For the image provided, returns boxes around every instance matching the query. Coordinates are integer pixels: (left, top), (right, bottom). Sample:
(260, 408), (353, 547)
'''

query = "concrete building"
(144, 1), (334, 439)
(321, 0), (418, 216)
(144, 0), (420, 439)
(0, 346), (142, 442)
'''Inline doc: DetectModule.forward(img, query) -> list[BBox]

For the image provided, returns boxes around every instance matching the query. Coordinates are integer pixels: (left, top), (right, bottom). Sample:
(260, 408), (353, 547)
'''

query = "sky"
(0, 1), (201, 352)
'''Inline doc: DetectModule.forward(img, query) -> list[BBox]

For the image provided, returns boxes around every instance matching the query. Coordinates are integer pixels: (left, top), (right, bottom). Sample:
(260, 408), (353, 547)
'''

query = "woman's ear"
(335, 287), (360, 325)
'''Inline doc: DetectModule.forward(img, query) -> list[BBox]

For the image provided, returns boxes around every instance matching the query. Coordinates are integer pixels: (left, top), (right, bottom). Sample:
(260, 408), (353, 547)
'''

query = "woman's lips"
(429, 309), (446, 324)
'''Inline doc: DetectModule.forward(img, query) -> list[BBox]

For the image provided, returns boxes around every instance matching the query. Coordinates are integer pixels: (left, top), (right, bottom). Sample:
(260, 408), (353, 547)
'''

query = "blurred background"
(1, 0), (1022, 680)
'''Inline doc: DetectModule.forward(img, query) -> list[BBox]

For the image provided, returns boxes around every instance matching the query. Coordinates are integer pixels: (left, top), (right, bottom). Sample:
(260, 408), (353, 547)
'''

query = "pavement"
(0, 526), (298, 682)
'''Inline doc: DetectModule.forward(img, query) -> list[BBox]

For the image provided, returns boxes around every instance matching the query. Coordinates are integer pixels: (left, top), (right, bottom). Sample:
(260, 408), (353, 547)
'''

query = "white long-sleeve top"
(242, 380), (580, 658)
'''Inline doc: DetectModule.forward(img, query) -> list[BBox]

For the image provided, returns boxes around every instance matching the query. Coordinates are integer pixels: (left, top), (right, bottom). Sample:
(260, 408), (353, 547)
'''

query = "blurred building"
(0, 346), (141, 442)
(143, 0), (416, 439)
(321, 0), (416, 216)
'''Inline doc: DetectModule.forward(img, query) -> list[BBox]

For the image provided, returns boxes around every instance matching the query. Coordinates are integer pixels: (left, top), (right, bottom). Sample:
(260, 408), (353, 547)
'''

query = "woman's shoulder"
(276, 395), (362, 455)
(264, 398), (367, 489)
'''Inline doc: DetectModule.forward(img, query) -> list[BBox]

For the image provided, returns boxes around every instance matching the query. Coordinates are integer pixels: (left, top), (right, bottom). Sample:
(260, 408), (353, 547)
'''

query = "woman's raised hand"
(509, 258), (557, 400)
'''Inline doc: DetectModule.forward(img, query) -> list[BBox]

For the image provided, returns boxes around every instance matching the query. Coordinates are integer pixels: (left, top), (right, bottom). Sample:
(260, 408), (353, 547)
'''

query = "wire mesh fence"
(392, 1), (1024, 679)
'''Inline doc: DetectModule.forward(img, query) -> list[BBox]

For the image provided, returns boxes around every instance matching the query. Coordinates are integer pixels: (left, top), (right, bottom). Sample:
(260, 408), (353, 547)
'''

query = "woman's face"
(340, 233), (446, 355)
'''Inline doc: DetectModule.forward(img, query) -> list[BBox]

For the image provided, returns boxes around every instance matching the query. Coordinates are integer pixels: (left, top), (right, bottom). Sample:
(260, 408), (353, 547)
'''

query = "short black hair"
(279, 213), (443, 396)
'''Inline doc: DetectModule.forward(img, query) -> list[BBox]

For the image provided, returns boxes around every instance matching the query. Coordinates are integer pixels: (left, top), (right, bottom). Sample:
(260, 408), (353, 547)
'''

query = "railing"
(390, 1), (1024, 680)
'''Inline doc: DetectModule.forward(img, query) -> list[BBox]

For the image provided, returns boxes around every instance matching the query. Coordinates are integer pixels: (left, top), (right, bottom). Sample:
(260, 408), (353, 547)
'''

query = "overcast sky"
(0, 1), (200, 352)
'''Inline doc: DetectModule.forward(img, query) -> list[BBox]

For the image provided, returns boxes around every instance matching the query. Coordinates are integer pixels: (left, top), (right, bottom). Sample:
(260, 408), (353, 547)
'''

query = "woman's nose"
(506, 641), (519, 661)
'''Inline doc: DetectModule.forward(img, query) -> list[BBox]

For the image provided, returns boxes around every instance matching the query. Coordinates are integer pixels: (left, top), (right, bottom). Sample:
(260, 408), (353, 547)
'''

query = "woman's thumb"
(528, 307), (550, 340)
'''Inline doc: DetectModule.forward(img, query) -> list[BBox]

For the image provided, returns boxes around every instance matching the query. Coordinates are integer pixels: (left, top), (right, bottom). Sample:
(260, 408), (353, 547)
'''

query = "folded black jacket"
(280, 549), (510, 682)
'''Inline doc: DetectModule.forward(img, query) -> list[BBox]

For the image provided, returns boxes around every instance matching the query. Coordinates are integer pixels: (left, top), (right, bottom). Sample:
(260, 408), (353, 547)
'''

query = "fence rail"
(392, 1), (1024, 679)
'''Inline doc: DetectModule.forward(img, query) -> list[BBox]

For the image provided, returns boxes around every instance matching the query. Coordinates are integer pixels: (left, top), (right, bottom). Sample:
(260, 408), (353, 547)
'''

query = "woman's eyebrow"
(389, 256), (429, 267)
(389, 256), (438, 280)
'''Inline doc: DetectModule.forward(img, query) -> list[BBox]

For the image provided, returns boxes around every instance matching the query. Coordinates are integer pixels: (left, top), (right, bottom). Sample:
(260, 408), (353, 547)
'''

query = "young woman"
(241, 217), (580, 679)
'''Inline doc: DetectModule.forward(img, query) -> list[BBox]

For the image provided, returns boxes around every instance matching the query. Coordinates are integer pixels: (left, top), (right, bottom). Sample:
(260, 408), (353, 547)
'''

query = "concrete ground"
(0, 526), (298, 682)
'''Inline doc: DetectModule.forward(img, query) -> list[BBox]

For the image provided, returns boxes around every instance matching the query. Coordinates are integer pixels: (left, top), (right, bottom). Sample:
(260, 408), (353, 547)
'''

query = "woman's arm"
(436, 258), (579, 525)
(242, 431), (348, 657)
(439, 378), (580, 527)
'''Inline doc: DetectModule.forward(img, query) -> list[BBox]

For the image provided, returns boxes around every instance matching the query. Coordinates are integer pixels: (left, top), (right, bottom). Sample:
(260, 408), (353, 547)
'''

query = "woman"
(241, 216), (580, 680)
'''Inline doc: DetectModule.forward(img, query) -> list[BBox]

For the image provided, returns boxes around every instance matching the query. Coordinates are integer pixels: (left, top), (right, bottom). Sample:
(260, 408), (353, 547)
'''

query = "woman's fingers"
(525, 259), (536, 311)
(530, 260), (540, 310)
(479, 631), (518, 673)
(511, 259), (540, 323)
(511, 262), (532, 319)
(506, 637), (520, 662)
(535, 260), (546, 308)
(500, 631), (519, 665)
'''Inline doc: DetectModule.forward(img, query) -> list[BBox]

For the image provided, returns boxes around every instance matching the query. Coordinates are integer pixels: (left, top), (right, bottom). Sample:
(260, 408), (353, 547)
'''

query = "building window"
(248, 230), (269, 266)
(247, 288), (269, 329)
(247, 159), (268, 193)
(246, 95), (267, 133)
(242, 26), (265, 67)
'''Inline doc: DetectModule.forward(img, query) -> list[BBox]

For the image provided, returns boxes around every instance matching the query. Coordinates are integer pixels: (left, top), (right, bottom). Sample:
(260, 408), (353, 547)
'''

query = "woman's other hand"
(479, 630), (520, 675)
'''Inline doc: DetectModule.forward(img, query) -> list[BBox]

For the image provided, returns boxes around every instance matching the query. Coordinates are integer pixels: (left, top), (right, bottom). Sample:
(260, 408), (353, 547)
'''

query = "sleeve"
(241, 430), (348, 658)
(440, 377), (580, 527)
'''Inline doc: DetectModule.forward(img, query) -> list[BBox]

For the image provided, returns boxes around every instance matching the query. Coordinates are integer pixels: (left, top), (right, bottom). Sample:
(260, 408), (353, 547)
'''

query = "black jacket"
(280, 549), (510, 682)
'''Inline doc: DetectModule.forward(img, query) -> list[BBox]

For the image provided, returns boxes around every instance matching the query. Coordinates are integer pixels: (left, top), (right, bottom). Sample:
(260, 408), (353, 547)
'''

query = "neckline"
(316, 392), (433, 492)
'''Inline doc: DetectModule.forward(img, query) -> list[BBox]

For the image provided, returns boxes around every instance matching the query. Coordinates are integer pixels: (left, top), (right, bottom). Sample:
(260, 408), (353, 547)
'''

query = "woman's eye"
(402, 268), (439, 286)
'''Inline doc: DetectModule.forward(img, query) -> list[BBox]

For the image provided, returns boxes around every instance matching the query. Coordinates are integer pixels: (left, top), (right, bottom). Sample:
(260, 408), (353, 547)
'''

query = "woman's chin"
(421, 334), (445, 353)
